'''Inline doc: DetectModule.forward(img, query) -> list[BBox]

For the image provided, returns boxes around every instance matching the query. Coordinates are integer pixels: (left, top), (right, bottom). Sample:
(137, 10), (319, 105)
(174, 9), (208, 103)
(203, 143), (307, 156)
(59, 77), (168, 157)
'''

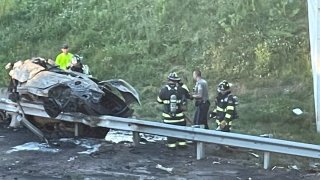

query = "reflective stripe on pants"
(164, 120), (186, 147)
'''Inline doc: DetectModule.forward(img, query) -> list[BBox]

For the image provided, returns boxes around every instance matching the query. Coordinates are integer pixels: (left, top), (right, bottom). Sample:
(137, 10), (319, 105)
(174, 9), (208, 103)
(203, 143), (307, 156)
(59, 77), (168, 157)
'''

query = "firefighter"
(157, 72), (187, 148)
(210, 80), (238, 132)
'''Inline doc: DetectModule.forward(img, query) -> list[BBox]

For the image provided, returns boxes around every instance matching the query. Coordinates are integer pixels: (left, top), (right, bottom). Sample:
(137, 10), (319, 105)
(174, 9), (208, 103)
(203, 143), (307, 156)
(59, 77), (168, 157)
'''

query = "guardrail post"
(8, 112), (20, 128)
(264, 151), (271, 170)
(261, 134), (273, 169)
(131, 116), (140, 146)
(74, 123), (79, 137)
(192, 125), (205, 160)
(132, 132), (140, 146)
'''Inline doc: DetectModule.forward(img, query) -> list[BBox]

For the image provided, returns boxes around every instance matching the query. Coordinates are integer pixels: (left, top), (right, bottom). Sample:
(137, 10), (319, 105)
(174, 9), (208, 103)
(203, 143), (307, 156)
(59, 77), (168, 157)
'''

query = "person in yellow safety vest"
(157, 72), (187, 149)
(210, 80), (239, 132)
(55, 44), (73, 70)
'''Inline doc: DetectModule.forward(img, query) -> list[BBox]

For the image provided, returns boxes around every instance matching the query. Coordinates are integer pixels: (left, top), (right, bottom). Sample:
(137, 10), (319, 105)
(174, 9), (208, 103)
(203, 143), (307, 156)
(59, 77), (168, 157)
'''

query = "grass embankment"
(0, 0), (318, 145)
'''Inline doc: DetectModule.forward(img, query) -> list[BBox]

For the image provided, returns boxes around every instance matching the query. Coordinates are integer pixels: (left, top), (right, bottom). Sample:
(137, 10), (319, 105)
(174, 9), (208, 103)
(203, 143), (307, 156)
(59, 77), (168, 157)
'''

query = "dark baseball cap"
(62, 44), (69, 49)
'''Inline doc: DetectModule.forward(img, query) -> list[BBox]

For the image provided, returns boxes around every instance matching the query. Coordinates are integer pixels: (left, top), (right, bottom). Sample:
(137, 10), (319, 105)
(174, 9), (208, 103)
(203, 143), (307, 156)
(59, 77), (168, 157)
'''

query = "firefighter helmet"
(167, 72), (181, 81)
(217, 80), (231, 92)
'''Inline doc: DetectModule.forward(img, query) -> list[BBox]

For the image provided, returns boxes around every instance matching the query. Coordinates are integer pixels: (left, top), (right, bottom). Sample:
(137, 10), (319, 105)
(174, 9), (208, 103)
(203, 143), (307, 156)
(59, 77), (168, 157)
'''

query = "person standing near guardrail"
(209, 80), (239, 132)
(192, 70), (210, 129)
(157, 72), (187, 149)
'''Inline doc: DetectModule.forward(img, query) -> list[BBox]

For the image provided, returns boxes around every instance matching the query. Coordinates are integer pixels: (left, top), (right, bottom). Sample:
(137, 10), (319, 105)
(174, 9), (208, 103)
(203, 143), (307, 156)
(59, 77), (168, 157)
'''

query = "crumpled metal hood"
(101, 79), (141, 106)
(9, 59), (103, 97)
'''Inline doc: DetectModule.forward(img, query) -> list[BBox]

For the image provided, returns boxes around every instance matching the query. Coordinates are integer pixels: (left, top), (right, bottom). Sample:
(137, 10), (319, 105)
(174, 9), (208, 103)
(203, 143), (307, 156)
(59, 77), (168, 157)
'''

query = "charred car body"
(4, 57), (140, 139)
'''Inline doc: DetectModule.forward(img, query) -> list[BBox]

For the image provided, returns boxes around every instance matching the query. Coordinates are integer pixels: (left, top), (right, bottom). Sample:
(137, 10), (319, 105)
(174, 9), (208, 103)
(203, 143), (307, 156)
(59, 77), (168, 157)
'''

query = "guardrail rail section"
(1, 98), (320, 169)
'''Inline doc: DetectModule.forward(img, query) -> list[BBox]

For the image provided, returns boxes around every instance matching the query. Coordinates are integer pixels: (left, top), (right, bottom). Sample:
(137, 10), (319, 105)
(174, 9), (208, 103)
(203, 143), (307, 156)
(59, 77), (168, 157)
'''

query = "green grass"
(0, 0), (319, 145)
(231, 79), (320, 144)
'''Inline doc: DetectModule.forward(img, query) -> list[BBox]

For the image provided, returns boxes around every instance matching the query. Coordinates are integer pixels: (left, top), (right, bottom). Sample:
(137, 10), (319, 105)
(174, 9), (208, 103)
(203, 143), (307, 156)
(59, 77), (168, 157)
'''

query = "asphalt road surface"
(0, 125), (319, 180)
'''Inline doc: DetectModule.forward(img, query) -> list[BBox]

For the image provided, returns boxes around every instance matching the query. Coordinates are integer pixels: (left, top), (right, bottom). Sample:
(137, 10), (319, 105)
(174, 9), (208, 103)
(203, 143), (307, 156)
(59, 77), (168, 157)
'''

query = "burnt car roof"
(7, 57), (140, 118)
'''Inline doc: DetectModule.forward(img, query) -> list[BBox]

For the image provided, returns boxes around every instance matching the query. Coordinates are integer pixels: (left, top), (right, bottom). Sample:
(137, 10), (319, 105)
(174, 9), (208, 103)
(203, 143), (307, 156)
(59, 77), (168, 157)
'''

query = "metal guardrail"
(0, 99), (96, 126)
(96, 116), (320, 158)
(1, 98), (320, 169)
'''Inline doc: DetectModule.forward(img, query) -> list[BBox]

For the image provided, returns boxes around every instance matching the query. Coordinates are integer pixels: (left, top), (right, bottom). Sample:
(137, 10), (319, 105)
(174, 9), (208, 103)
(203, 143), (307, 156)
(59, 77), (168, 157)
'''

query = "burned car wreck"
(4, 57), (140, 139)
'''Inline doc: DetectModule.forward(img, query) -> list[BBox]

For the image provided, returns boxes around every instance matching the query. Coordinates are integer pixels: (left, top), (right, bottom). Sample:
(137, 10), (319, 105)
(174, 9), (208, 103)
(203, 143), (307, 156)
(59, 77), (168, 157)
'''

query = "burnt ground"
(0, 125), (320, 180)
